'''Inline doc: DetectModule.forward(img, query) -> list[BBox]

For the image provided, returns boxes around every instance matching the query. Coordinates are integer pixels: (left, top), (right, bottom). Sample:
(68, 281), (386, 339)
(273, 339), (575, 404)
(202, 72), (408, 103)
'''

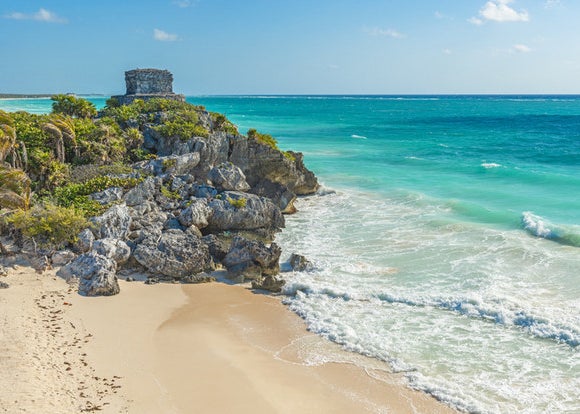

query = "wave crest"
(521, 212), (580, 247)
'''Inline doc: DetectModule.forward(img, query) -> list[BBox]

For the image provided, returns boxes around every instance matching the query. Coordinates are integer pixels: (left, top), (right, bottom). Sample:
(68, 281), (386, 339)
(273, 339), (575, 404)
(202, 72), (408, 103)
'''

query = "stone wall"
(112, 68), (185, 105)
(125, 69), (174, 94)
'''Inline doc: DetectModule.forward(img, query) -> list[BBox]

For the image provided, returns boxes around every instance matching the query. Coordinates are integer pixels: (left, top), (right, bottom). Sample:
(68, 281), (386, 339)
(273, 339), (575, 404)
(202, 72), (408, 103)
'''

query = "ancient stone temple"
(112, 68), (185, 105)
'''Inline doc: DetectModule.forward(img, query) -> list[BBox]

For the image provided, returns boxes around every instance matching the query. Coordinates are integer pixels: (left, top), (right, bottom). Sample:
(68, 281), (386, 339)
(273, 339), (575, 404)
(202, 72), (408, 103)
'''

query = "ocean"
(2, 95), (579, 413)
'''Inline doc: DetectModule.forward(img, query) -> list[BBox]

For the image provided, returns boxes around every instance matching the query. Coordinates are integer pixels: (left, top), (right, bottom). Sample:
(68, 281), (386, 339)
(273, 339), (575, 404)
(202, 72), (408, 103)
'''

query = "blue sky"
(0, 0), (578, 94)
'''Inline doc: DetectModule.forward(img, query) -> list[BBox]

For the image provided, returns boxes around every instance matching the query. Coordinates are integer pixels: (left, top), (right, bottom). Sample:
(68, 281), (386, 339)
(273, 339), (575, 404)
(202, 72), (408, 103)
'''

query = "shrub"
(8, 202), (90, 248)
(160, 185), (181, 200)
(51, 95), (97, 119)
(227, 196), (247, 209)
(247, 128), (279, 150)
(53, 175), (142, 216)
(153, 120), (209, 140)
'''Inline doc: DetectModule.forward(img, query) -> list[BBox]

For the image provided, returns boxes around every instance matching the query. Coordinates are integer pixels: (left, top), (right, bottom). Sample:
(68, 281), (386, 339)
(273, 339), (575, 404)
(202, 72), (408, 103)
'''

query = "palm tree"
(42, 115), (77, 163)
(0, 165), (32, 212)
(0, 110), (17, 165)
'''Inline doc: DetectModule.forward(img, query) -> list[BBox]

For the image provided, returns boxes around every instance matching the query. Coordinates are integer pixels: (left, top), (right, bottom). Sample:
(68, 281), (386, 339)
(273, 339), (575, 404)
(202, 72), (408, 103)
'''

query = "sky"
(0, 0), (579, 95)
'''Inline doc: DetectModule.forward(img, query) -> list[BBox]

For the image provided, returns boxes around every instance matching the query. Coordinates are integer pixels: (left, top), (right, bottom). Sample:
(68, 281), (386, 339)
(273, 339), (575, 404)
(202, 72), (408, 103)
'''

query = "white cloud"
(153, 28), (179, 42)
(512, 44), (532, 53)
(4, 8), (67, 23)
(443, 48), (452, 55)
(468, 17), (484, 25)
(365, 27), (405, 39)
(172, 0), (194, 7)
(545, 0), (560, 8)
(470, 0), (529, 24)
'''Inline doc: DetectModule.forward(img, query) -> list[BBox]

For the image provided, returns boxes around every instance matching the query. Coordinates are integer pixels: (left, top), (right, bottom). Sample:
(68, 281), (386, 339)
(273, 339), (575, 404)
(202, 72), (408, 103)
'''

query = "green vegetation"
(7, 202), (90, 248)
(153, 120), (209, 139)
(53, 175), (142, 216)
(160, 184), (181, 200)
(247, 128), (295, 161)
(0, 96), (293, 249)
(227, 196), (247, 209)
(51, 94), (97, 118)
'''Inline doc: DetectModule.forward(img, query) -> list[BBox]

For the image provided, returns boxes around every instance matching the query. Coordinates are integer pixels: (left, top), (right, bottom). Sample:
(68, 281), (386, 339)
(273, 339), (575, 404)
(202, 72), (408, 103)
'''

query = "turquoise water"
(2, 96), (579, 413)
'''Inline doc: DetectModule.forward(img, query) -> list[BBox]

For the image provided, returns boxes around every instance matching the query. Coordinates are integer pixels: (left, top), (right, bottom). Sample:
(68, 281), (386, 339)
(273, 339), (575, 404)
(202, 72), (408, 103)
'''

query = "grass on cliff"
(247, 129), (295, 161)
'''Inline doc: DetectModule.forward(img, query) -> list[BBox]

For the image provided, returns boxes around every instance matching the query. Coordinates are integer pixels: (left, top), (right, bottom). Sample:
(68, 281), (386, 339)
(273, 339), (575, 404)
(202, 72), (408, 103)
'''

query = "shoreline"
(1, 264), (458, 413)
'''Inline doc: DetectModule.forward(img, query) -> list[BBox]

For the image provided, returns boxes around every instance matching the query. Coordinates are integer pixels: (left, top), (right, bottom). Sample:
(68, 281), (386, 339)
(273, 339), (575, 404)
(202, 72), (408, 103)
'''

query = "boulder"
(0, 265), (8, 277)
(251, 275), (285, 293)
(124, 176), (162, 206)
(223, 236), (281, 281)
(133, 229), (212, 278)
(181, 273), (215, 284)
(51, 250), (76, 266)
(207, 192), (284, 239)
(90, 204), (132, 240)
(208, 163), (251, 192)
(74, 228), (94, 253)
(177, 199), (212, 229)
(289, 253), (314, 272)
(92, 238), (131, 265)
(59, 252), (119, 296)
(201, 234), (230, 263)
(0, 281), (8, 289)
(250, 179), (297, 214)
(90, 187), (124, 205)
(134, 153), (201, 176)
(192, 184), (218, 199)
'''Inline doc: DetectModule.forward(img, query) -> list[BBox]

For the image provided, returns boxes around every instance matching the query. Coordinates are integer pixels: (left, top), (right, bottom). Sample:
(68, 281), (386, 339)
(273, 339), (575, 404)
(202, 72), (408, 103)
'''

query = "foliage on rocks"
(7, 202), (90, 248)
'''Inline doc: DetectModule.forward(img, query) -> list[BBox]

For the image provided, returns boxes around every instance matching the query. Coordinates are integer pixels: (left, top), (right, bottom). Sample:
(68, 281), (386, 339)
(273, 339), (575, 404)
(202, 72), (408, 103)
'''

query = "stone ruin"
(112, 68), (185, 105)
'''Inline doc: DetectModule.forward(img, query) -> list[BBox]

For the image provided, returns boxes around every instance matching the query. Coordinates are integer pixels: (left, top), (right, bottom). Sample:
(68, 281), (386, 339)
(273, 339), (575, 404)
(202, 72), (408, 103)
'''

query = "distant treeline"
(0, 94), (54, 99)
(0, 94), (105, 99)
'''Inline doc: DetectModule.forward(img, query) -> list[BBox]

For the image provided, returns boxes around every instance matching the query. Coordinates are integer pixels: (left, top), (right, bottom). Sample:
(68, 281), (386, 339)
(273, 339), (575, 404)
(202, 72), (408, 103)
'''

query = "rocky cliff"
(54, 98), (318, 295)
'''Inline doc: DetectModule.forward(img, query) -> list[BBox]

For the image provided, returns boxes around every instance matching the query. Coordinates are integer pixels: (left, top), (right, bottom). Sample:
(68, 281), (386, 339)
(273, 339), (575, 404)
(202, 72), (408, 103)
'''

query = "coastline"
(0, 264), (457, 413)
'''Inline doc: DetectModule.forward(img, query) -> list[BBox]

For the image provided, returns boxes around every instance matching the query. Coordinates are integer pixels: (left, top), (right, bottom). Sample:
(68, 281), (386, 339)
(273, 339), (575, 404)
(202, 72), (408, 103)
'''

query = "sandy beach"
(1, 263), (457, 413)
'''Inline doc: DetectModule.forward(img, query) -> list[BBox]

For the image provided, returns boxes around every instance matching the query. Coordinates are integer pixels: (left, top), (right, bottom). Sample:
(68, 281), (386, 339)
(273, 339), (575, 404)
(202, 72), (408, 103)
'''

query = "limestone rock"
(90, 204), (132, 240)
(201, 234), (230, 263)
(178, 199), (212, 229)
(223, 236), (281, 281)
(181, 273), (215, 284)
(134, 153), (201, 176)
(208, 163), (251, 192)
(207, 192), (284, 239)
(289, 253), (314, 272)
(75, 228), (95, 254)
(229, 136), (319, 196)
(93, 238), (131, 265)
(133, 229), (212, 278)
(251, 275), (285, 293)
(124, 176), (161, 206)
(90, 187), (124, 205)
(51, 250), (76, 266)
(0, 281), (8, 289)
(59, 252), (120, 296)
(250, 179), (297, 214)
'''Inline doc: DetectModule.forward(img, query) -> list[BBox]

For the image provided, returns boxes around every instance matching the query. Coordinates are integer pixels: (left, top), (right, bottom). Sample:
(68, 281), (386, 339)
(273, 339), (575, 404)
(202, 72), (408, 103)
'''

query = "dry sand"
(1, 264), (458, 414)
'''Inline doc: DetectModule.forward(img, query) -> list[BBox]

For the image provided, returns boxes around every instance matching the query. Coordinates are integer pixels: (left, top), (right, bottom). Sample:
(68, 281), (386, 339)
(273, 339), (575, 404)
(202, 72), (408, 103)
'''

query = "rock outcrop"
(223, 236), (281, 281)
(132, 230), (212, 279)
(6, 71), (320, 296)
(59, 252), (120, 297)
